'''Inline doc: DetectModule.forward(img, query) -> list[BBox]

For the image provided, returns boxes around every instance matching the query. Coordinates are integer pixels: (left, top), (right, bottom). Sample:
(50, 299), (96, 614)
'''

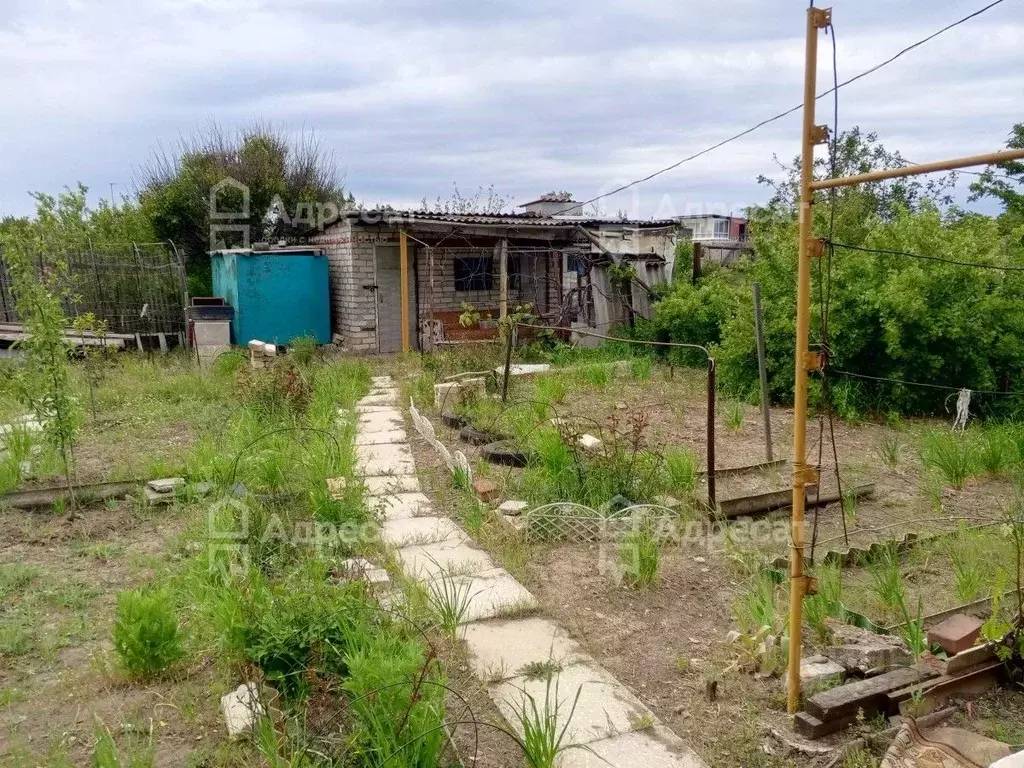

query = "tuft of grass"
(733, 570), (780, 635)
(630, 358), (653, 381)
(805, 561), (843, 644)
(534, 376), (566, 405)
(288, 335), (319, 366)
(663, 447), (696, 494)
(620, 522), (661, 588)
(841, 489), (858, 527)
(507, 676), (584, 768)
(580, 364), (609, 388)
(427, 570), (476, 640)
(921, 431), (978, 488)
(948, 541), (984, 603)
(724, 400), (744, 431)
(0, 563), (40, 599)
(878, 433), (902, 469)
(520, 659), (563, 682)
(112, 587), (184, 678)
(869, 545), (904, 610)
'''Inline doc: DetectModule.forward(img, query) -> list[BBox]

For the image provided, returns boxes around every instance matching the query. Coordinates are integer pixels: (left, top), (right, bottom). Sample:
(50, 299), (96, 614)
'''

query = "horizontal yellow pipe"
(810, 148), (1024, 191)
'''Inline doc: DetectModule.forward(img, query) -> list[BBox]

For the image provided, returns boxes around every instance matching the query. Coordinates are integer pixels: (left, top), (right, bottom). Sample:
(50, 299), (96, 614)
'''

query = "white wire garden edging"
(409, 399), (473, 484)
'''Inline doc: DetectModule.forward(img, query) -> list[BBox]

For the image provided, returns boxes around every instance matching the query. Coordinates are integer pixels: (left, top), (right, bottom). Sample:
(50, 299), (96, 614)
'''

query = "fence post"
(753, 282), (773, 462)
(501, 324), (515, 403)
(706, 357), (716, 509)
(691, 242), (702, 285)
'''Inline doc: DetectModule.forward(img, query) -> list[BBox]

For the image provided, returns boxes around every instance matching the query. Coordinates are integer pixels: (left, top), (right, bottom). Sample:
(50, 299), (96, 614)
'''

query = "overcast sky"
(1, 0), (1021, 220)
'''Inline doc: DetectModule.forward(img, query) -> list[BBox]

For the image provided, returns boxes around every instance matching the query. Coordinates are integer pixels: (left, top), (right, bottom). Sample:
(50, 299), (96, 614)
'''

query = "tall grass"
(733, 571), (781, 636)
(506, 676), (584, 768)
(920, 432), (978, 488)
(805, 561), (843, 643)
(620, 521), (661, 588)
(869, 545), (904, 609)
(663, 447), (697, 494)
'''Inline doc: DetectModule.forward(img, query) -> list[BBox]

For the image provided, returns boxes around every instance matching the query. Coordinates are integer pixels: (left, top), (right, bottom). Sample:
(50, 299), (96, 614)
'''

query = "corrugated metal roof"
(341, 209), (679, 229)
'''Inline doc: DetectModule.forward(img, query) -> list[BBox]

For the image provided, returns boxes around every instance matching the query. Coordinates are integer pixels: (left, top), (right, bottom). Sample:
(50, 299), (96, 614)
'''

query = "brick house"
(311, 198), (688, 353)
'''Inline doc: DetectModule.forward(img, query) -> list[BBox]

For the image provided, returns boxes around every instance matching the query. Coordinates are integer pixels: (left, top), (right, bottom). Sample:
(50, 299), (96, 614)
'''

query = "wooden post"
(501, 324), (515, 403)
(691, 242), (702, 285)
(400, 230), (410, 353)
(497, 238), (509, 320)
(706, 357), (716, 509)
(753, 282), (773, 462)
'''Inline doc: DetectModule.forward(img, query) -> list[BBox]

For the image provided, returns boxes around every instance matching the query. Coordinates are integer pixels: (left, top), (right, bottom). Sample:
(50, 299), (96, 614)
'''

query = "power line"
(827, 239), (1024, 272)
(559, 0), (1008, 217)
(830, 369), (1024, 397)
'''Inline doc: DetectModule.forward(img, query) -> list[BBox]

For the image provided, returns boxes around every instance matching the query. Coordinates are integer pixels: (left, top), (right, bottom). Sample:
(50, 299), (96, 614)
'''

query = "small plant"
(620, 521), (661, 588)
(878, 433), (902, 468)
(841, 489), (858, 527)
(663, 447), (696, 493)
(632, 712), (655, 730)
(520, 659), (563, 681)
(805, 561), (843, 644)
(897, 596), (927, 661)
(978, 428), (1014, 475)
(921, 431), (978, 488)
(724, 400), (744, 431)
(534, 376), (566, 405)
(733, 571), (779, 636)
(288, 335), (319, 366)
(581, 364), (609, 387)
(427, 570), (476, 640)
(869, 545), (904, 610)
(948, 542), (984, 603)
(112, 587), (184, 677)
(630, 358), (653, 381)
(981, 568), (1013, 646)
(674, 656), (693, 675)
(507, 676), (584, 768)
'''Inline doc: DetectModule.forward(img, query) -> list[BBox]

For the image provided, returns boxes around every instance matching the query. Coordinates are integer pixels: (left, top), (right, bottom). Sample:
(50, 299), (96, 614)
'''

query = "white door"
(374, 245), (417, 353)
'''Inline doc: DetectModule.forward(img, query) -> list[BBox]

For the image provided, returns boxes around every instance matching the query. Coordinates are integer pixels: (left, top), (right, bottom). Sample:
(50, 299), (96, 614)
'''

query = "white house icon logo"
(209, 177), (250, 220)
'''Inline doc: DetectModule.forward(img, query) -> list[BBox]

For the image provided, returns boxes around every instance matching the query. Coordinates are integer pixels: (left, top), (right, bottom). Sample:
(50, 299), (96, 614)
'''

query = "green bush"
(113, 588), (184, 677)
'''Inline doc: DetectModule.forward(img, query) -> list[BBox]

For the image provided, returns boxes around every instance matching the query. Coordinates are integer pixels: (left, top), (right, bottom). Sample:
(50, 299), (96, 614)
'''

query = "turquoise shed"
(210, 247), (331, 345)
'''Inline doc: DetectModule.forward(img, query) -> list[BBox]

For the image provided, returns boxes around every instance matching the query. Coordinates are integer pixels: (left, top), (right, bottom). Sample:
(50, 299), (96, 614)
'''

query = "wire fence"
(0, 242), (188, 336)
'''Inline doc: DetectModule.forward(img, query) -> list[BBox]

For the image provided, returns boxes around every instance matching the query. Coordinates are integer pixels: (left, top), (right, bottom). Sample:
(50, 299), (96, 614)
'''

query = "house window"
(454, 256), (493, 291)
(714, 219), (730, 238)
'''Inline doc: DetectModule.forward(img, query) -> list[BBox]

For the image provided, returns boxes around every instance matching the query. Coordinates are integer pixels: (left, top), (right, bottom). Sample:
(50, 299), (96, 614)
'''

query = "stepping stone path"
(355, 376), (708, 768)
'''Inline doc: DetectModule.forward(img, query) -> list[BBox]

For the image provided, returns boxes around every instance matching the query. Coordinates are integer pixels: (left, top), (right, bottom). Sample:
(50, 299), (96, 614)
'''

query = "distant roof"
(519, 192), (576, 206)
(339, 209), (679, 229)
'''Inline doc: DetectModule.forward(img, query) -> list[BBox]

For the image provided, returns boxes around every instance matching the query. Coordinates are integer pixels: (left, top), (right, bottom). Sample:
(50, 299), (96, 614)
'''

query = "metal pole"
(788, 4), (830, 716)
(811, 148), (1024, 191)
(753, 282), (773, 462)
(501, 325), (515, 404)
(706, 357), (716, 509)
(498, 237), (509, 320)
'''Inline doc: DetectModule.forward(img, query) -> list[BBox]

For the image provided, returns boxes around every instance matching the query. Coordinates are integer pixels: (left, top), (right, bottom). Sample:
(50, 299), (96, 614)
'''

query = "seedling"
(724, 400), (744, 431)
(878, 433), (902, 468)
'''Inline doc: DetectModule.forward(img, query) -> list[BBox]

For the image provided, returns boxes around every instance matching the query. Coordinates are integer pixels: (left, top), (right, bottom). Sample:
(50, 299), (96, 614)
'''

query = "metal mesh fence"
(0, 242), (187, 335)
(521, 503), (684, 543)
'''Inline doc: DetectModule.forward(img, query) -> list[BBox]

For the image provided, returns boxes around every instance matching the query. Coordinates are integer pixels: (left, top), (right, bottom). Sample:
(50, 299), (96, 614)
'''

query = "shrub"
(113, 588), (184, 677)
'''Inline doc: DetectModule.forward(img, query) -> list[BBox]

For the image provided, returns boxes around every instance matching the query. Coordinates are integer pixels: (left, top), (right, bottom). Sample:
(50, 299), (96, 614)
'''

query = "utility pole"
(787, 4), (830, 715)
(109, 182), (118, 209)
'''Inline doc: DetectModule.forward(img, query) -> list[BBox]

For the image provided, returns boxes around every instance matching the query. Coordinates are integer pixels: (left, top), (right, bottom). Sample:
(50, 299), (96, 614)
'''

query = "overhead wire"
(825, 240), (1024, 272)
(556, 0), (1009, 217)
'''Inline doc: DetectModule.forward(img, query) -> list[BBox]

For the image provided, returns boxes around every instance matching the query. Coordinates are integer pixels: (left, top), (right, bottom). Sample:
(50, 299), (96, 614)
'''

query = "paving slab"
(490, 662), (654, 747)
(368, 491), (433, 519)
(557, 724), (708, 768)
(464, 617), (590, 681)
(355, 443), (415, 476)
(362, 475), (421, 495)
(396, 538), (495, 581)
(381, 516), (464, 547)
(358, 390), (399, 406)
(371, 376), (394, 386)
(357, 410), (405, 432)
(447, 568), (538, 624)
(354, 429), (408, 446)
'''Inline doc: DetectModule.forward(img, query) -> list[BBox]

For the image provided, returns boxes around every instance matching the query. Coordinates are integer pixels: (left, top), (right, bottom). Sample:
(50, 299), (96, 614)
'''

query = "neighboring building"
(674, 214), (752, 265)
(311, 196), (689, 354)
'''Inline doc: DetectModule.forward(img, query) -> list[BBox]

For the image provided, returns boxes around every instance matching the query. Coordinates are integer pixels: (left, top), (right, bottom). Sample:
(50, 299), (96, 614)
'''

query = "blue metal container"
(210, 248), (330, 345)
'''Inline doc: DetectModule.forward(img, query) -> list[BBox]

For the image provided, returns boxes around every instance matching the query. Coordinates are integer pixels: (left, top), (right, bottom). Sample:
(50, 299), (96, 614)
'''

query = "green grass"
(663, 447), (697, 494)
(921, 431), (977, 488)
(805, 561), (843, 643)
(878, 432), (901, 468)
(724, 400), (744, 431)
(869, 545), (904, 609)
(733, 571), (781, 636)
(620, 522), (661, 588)
(506, 676), (585, 768)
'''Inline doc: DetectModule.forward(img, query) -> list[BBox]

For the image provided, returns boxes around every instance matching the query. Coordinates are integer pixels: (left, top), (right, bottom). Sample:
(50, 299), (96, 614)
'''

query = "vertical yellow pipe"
(788, 5), (825, 715)
(400, 230), (410, 353)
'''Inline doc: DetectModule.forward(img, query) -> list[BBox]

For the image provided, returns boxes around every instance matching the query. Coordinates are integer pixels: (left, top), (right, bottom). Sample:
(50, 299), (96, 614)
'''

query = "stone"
(472, 477), (499, 503)
(368, 492), (433, 520)
(823, 618), (913, 674)
(498, 499), (529, 516)
(147, 477), (185, 494)
(503, 515), (527, 533)
(381, 516), (464, 547)
(434, 382), (463, 410)
(492, 363), (551, 377)
(464, 617), (590, 682)
(355, 443), (415, 477)
(991, 751), (1024, 768)
(491, 662), (654, 746)
(616, 402), (628, 410)
(354, 428), (407, 446)
(396, 539), (495, 581)
(578, 434), (603, 452)
(442, 567), (538, 624)
(559, 724), (709, 768)
(362, 475), (421, 495)
(785, 655), (845, 695)
(927, 613), (984, 656)
(221, 683), (265, 738)
(326, 477), (346, 500)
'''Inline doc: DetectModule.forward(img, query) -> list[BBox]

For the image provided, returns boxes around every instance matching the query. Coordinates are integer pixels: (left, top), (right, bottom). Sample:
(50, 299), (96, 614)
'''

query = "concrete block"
(381, 516), (464, 547)
(355, 443), (415, 476)
(363, 475), (421, 495)
(473, 477), (499, 503)
(824, 618), (912, 674)
(354, 428), (408, 445)
(558, 724), (709, 768)
(434, 381), (463, 409)
(221, 683), (265, 738)
(369, 492), (433, 520)
(492, 363), (551, 377)
(928, 614), (984, 656)
(498, 500), (529, 516)
(446, 567), (538, 623)
(491, 662), (654, 746)
(357, 409), (405, 432)
(786, 655), (845, 695)
(464, 617), (590, 682)
(148, 477), (185, 494)
(396, 539), (495, 581)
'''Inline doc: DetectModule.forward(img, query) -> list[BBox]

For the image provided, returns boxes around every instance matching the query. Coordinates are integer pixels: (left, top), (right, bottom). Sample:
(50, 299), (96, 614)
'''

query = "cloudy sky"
(1, 0), (1021, 219)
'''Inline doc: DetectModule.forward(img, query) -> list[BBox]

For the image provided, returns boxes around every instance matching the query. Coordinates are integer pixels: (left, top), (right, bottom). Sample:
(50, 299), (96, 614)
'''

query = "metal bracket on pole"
(793, 463), (819, 487)
(811, 7), (832, 27)
(810, 125), (830, 145)
(808, 238), (826, 259)
(805, 351), (823, 371)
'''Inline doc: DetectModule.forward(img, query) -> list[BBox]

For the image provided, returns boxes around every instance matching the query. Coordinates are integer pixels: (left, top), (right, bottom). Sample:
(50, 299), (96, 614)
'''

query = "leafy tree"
(969, 122), (1024, 239)
(136, 123), (352, 293)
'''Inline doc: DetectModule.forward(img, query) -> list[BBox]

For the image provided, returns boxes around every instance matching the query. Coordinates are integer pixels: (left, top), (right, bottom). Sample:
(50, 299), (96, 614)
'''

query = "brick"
(472, 477), (499, 502)
(928, 614), (984, 656)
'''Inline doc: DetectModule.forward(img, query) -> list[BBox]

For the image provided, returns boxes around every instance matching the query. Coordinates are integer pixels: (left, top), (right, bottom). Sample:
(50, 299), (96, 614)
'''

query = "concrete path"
(354, 376), (707, 768)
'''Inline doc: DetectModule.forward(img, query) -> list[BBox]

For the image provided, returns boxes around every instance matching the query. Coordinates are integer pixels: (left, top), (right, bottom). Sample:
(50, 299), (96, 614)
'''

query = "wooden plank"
(806, 667), (934, 722)
(719, 483), (875, 520)
(794, 710), (859, 739)
(697, 458), (786, 478)
(946, 642), (998, 675)
(886, 661), (1001, 708)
